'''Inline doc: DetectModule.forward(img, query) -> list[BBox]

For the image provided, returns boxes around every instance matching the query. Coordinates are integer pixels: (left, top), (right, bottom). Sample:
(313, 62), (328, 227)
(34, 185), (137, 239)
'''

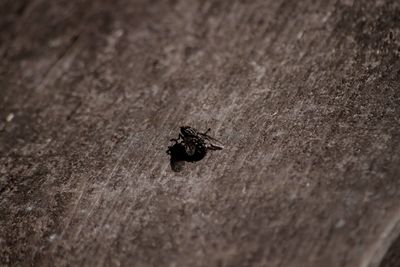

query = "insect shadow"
(166, 126), (223, 172)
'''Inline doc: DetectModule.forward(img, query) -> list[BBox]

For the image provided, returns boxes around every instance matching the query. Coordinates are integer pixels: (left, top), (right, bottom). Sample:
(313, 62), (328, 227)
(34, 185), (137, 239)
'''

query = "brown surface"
(1, 0), (400, 266)
(380, 234), (400, 267)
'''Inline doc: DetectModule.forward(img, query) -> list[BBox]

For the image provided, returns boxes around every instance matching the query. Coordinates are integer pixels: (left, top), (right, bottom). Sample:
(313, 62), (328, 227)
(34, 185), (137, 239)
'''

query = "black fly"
(166, 126), (223, 172)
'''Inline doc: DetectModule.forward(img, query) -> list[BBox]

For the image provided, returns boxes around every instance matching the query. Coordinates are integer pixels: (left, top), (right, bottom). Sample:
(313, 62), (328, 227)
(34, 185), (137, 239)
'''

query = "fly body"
(166, 126), (224, 171)
(179, 126), (224, 152)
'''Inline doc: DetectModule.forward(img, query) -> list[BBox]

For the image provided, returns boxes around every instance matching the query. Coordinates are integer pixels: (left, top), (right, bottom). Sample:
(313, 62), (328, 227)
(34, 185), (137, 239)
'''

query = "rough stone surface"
(1, 0), (400, 266)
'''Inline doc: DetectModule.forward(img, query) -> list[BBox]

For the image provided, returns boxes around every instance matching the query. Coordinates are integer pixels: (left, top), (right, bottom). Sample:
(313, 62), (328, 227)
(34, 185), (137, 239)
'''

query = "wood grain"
(1, 0), (400, 266)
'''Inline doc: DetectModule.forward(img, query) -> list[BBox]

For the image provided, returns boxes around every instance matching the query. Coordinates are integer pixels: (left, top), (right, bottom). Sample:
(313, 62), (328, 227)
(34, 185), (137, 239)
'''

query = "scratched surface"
(1, 0), (400, 266)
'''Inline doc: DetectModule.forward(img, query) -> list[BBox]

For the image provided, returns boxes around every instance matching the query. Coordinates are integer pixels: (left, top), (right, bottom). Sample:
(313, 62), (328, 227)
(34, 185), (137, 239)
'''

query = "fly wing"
(199, 133), (224, 150)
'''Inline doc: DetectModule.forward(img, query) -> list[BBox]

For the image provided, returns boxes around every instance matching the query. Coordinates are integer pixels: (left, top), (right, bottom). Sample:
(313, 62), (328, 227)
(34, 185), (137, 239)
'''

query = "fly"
(166, 126), (224, 172)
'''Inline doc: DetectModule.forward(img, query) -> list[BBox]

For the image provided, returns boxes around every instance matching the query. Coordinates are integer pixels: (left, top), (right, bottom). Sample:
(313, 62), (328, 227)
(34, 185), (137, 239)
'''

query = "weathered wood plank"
(1, 0), (400, 266)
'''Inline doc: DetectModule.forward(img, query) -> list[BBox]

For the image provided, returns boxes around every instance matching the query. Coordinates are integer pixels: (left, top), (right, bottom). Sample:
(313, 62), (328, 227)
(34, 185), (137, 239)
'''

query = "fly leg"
(168, 134), (184, 154)
(202, 128), (211, 135)
(170, 134), (184, 143)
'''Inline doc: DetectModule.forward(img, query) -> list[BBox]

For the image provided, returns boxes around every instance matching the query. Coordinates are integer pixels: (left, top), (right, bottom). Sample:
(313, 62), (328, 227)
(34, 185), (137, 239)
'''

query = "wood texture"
(1, 0), (400, 266)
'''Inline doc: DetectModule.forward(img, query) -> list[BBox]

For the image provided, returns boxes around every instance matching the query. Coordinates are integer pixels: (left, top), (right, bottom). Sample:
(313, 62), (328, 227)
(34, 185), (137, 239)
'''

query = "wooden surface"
(1, 0), (400, 266)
